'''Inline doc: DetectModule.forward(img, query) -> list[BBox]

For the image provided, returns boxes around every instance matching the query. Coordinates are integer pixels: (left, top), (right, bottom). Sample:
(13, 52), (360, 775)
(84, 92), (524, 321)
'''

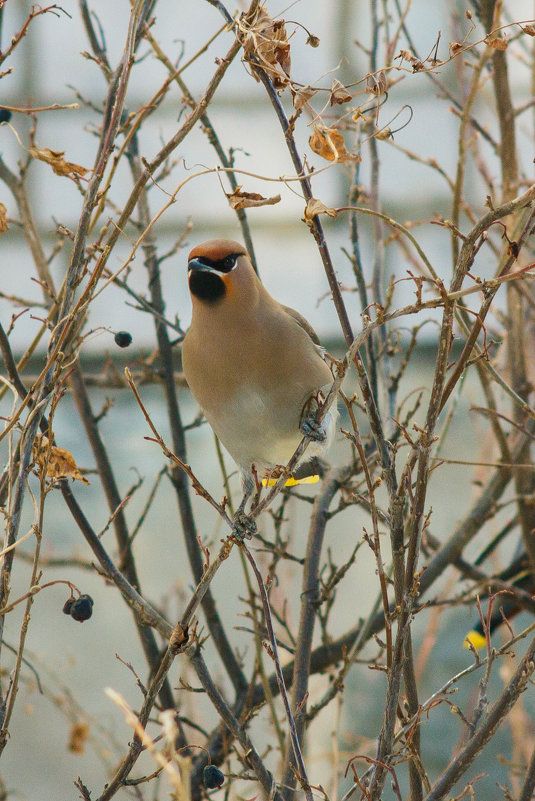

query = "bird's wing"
(281, 305), (322, 346)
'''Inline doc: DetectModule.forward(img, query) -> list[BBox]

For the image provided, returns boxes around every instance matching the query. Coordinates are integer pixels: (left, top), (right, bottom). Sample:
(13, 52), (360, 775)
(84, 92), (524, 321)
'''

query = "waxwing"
(182, 239), (337, 499)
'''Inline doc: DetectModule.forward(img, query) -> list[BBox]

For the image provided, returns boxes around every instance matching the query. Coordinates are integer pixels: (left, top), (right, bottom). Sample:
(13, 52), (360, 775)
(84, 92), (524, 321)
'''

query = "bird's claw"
(300, 415), (327, 442)
(232, 511), (257, 541)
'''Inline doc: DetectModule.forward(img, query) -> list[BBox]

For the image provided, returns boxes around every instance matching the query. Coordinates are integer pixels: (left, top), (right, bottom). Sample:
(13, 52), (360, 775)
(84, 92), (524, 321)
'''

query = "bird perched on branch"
(182, 239), (337, 523)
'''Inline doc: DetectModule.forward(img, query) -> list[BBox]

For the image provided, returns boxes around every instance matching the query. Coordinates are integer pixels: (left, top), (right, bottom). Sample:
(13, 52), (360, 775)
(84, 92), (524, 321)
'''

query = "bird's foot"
(232, 511), (257, 542)
(300, 415), (327, 442)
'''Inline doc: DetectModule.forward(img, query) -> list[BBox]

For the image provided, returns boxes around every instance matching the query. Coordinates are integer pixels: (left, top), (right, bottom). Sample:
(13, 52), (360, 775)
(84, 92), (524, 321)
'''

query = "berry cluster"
(63, 594), (94, 622)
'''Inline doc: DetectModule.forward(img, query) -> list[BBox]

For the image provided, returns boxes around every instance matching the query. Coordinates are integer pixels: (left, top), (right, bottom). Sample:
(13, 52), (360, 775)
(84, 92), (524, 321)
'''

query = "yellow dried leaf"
(330, 79), (352, 106)
(292, 85), (317, 112)
(485, 35), (508, 50)
(522, 24), (535, 36)
(68, 722), (90, 754)
(304, 197), (338, 222)
(32, 435), (90, 485)
(29, 147), (88, 180)
(0, 202), (8, 234)
(309, 125), (351, 162)
(244, 9), (291, 89)
(226, 186), (281, 210)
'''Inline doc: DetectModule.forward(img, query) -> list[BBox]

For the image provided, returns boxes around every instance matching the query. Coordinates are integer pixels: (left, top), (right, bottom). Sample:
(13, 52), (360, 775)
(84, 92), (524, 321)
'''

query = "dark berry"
(70, 594), (94, 622)
(114, 331), (132, 348)
(202, 765), (224, 790)
(0, 109), (12, 124)
(63, 597), (75, 615)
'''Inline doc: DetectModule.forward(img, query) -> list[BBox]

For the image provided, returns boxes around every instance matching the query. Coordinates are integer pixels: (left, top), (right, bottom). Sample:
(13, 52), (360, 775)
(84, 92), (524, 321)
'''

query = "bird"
(464, 550), (535, 650)
(181, 239), (337, 524)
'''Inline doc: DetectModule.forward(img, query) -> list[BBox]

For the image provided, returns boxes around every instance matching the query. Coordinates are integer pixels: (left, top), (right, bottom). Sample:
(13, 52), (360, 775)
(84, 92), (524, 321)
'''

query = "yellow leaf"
(226, 186), (281, 210)
(29, 147), (88, 180)
(32, 435), (90, 485)
(0, 202), (8, 234)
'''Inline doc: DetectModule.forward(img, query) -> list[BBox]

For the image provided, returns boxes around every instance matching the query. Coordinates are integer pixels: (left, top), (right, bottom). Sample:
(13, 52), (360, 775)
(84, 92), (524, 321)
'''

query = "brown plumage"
(182, 239), (336, 495)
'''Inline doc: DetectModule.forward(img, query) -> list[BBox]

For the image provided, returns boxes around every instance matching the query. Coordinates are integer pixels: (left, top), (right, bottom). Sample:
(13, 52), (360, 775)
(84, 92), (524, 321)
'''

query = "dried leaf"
(29, 147), (88, 180)
(226, 186), (281, 210)
(304, 197), (338, 222)
(68, 722), (90, 754)
(292, 85), (317, 112)
(521, 24), (535, 36)
(484, 35), (508, 50)
(244, 9), (291, 89)
(33, 435), (90, 484)
(309, 124), (352, 162)
(397, 49), (424, 72)
(374, 127), (392, 140)
(306, 33), (320, 48)
(449, 41), (464, 57)
(0, 202), (8, 234)
(330, 79), (352, 105)
(366, 71), (386, 95)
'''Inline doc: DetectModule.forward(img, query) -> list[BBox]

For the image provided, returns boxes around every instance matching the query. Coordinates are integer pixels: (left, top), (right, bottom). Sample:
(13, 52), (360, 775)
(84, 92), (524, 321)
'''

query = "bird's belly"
(205, 387), (302, 470)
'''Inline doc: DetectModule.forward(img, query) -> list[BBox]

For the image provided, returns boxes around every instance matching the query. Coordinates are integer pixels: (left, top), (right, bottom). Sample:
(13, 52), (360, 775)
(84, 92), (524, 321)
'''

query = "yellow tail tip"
(464, 630), (487, 650)
(262, 475), (320, 488)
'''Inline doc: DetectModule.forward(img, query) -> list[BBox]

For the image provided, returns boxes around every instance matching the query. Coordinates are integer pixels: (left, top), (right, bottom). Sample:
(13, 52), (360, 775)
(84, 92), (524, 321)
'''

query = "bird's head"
(187, 239), (252, 303)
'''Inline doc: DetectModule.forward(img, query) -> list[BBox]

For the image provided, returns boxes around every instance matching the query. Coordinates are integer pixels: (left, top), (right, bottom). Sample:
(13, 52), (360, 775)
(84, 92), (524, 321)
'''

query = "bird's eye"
(220, 255), (237, 271)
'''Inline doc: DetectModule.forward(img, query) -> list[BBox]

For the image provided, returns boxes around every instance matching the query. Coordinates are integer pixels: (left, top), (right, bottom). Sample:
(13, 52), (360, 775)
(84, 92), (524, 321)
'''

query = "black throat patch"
(189, 270), (226, 302)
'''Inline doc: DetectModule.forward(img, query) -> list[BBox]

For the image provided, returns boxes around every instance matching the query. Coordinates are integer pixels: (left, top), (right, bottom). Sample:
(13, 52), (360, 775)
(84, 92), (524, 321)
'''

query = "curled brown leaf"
(292, 85), (317, 112)
(304, 197), (338, 222)
(330, 79), (352, 106)
(309, 124), (353, 162)
(29, 147), (88, 180)
(226, 186), (281, 210)
(244, 9), (291, 89)
(32, 435), (90, 484)
(485, 35), (508, 50)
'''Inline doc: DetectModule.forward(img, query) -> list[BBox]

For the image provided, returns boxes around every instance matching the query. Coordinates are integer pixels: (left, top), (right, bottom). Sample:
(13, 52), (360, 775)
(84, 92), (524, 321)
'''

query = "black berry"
(63, 598), (75, 615)
(114, 331), (132, 348)
(70, 594), (94, 622)
(0, 109), (11, 125)
(202, 765), (224, 790)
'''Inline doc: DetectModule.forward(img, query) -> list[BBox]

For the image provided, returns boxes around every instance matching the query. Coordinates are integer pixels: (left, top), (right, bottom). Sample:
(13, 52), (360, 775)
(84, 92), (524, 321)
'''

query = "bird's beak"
(188, 257), (213, 274)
